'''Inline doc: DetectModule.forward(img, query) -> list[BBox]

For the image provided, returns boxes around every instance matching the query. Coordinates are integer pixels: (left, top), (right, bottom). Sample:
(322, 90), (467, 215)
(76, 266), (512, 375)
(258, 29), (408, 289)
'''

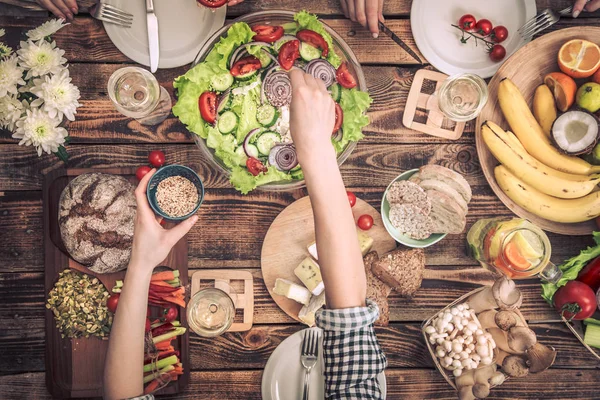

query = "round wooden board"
(261, 196), (397, 323)
(475, 26), (600, 236)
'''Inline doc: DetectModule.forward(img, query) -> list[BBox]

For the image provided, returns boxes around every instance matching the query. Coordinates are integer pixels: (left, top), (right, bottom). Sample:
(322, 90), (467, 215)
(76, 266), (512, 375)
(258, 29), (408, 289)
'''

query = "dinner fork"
(301, 329), (319, 400)
(91, 2), (133, 28)
(519, 1), (590, 41)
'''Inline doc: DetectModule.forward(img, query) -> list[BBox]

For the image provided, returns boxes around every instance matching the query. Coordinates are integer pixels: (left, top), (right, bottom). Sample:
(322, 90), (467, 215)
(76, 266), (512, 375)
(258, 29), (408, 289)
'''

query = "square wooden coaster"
(190, 270), (254, 332)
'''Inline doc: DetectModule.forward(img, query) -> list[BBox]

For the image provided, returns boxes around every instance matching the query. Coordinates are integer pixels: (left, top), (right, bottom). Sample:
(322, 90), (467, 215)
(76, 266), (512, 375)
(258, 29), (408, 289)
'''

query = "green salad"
(173, 11), (372, 194)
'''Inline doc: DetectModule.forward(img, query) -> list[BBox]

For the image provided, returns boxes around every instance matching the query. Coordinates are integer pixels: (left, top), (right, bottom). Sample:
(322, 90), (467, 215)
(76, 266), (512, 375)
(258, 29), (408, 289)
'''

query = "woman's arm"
(103, 170), (197, 400)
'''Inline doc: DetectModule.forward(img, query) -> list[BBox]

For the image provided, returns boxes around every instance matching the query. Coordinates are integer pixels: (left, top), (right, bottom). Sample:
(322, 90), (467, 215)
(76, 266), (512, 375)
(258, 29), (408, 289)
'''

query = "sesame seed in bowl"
(147, 165), (204, 221)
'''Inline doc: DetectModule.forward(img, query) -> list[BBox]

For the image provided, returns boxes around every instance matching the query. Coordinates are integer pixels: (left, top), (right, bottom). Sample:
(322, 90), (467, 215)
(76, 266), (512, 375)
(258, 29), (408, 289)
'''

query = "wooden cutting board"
(43, 167), (189, 398)
(261, 196), (396, 323)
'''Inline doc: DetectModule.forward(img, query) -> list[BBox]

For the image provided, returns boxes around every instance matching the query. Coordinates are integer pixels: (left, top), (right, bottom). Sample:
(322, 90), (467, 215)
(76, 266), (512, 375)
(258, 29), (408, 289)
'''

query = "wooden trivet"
(403, 69), (466, 140)
(190, 270), (254, 332)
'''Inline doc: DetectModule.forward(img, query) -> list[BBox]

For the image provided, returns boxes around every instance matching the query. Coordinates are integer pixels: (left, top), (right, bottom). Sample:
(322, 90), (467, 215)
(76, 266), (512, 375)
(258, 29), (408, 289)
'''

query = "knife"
(146, 0), (159, 72)
(378, 21), (423, 64)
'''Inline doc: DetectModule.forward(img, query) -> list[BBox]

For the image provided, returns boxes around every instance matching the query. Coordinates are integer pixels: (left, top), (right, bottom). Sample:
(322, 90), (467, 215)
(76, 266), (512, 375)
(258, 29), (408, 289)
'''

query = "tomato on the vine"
(458, 14), (477, 31)
(136, 166), (152, 181)
(346, 191), (357, 207)
(357, 214), (374, 230)
(476, 19), (493, 35)
(489, 44), (506, 62)
(491, 26), (509, 43)
(553, 281), (597, 320)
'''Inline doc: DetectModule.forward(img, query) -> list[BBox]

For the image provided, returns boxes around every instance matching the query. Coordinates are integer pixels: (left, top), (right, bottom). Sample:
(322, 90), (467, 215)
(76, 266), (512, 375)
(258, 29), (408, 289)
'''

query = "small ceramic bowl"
(381, 169), (447, 248)
(146, 165), (204, 221)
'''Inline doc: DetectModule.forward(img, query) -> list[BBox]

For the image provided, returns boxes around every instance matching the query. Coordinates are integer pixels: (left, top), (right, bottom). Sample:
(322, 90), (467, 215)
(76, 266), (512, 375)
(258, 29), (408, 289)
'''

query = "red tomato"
(458, 14), (477, 31)
(251, 25), (284, 43)
(357, 214), (374, 230)
(230, 56), (262, 77)
(577, 256), (600, 292)
(278, 40), (300, 71)
(196, 0), (227, 8)
(145, 318), (151, 333)
(491, 26), (509, 43)
(163, 306), (178, 323)
(336, 62), (357, 89)
(333, 102), (343, 134)
(107, 294), (120, 313)
(246, 157), (268, 176)
(199, 91), (217, 124)
(489, 45), (506, 62)
(476, 19), (493, 35)
(553, 281), (597, 320)
(296, 29), (329, 57)
(136, 166), (152, 181)
(347, 191), (357, 207)
(148, 150), (165, 167)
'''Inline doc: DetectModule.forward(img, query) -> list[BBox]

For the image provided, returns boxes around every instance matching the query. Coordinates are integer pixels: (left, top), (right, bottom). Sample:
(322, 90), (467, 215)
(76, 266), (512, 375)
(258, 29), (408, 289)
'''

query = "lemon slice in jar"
(510, 231), (543, 260)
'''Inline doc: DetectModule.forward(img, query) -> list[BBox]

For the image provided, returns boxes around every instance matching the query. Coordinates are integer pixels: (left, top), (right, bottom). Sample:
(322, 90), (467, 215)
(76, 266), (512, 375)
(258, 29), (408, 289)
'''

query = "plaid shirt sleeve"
(315, 299), (387, 400)
(127, 395), (154, 400)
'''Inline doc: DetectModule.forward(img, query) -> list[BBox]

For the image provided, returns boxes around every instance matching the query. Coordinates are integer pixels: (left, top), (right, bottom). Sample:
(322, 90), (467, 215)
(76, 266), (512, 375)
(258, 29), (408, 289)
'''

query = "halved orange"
(544, 72), (577, 112)
(503, 240), (531, 271)
(558, 39), (600, 79)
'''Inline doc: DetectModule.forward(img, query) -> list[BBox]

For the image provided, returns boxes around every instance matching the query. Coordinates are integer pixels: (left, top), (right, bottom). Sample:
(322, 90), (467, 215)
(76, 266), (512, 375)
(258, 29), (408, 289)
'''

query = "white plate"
(103, 0), (226, 69)
(411, 0), (536, 78)
(261, 328), (387, 400)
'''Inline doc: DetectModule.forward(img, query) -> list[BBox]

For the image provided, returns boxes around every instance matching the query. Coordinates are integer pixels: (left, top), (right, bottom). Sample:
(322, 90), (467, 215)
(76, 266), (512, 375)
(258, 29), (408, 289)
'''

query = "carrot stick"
(151, 270), (178, 282)
(154, 339), (174, 350)
(144, 379), (160, 395)
(150, 280), (176, 288)
(162, 296), (186, 308)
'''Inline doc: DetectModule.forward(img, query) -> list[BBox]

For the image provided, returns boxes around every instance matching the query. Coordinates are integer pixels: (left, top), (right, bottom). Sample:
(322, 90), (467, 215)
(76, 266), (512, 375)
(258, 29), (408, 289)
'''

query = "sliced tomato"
(251, 25), (284, 43)
(246, 157), (268, 176)
(336, 62), (357, 89)
(296, 29), (329, 57)
(333, 102), (343, 134)
(199, 91), (217, 124)
(230, 56), (262, 77)
(278, 40), (300, 71)
(196, 0), (227, 8)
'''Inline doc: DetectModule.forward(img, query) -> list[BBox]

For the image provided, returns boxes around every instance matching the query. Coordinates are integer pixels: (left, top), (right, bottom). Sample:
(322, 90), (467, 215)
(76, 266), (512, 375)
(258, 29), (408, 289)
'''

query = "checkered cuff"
(315, 300), (387, 400)
(128, 394), (154, 400)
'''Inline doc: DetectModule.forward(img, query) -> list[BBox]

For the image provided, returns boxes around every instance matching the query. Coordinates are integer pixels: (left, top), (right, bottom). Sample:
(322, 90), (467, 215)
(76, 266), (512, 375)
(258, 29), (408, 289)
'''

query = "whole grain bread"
(372, 248), (425, 297)
(419, 179), (468, 214)
(59, 173), (136, 274)
(408, 172), (422, 184)
(364, 251), (391, 326)
(386, 180), (431, 215)
(426, 189), (467, 234)
(388, 203), (433, 240)
(418, 165), (472, 203)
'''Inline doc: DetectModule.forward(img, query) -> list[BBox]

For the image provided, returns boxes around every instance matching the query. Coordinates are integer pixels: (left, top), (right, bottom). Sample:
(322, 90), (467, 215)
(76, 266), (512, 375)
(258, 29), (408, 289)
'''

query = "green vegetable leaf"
(235, 84), (261, 143)
(294, 11), (341, 68)
(214, 22), (256, 71)
(172, 77), (208, 138)
(230, 166), (292, 194)
(333, 87), (372, 153)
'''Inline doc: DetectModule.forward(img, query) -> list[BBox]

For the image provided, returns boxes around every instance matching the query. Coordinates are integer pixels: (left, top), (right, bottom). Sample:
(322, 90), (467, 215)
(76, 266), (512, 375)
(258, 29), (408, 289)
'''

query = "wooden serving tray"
(43, 167), (189, 398)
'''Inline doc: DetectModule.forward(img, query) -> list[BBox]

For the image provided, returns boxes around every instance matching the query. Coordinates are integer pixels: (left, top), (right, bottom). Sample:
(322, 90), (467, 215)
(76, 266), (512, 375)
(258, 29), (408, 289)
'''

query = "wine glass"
(187, 287), (237, 337)
(426, 73), (489, 123)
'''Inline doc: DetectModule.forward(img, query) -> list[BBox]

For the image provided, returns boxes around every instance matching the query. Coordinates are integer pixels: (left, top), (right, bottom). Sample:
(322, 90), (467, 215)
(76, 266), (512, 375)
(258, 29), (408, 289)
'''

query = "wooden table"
(1, 1), (600, 398)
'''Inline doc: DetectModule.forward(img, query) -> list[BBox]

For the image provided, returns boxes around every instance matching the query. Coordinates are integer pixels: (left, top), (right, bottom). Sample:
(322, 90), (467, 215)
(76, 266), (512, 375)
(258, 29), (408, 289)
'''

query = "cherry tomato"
(296, 29), (329, 57)
(553, 281), (597, 320)
(148, 150), (165, 167)
(333, 102), (343, 134)
(491, 25), (509, 43)
(489, 44), (506, 62)
(196, 0), (227, 8)
(136, 166), (152, 181)
(145, 318), (152, 333)
(347, 191), (357, 207)
(230, 55), (262, 77)
(163, 306), (178, 323)
(458, 14), (477, 31)
(278, 40), (300, 71)
(106, 294), (120, 314)
(336, 62), (357, 89)
(246, 157), (268, 176)
(199, 91), (217, 124)
(251, 25), (284, 43)
(357, 214), (374, 230)
(476, 19), (493, 35)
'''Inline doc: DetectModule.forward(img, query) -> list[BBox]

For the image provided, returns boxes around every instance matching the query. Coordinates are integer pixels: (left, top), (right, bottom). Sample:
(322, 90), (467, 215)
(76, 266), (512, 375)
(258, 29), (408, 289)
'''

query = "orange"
(558, 39), (600, 78)
(503, 241), (531, 271)
(543, 72), (577, 112)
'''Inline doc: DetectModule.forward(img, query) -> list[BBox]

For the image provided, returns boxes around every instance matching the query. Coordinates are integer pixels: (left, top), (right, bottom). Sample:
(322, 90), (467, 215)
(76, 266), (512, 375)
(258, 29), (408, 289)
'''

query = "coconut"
(551, 110), (599, 155)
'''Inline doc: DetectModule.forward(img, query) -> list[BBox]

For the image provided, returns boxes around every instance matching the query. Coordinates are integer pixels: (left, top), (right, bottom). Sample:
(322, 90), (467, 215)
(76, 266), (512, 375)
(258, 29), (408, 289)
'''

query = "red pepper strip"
(152, 323), (175, 337)
(150, 284), (180, 293)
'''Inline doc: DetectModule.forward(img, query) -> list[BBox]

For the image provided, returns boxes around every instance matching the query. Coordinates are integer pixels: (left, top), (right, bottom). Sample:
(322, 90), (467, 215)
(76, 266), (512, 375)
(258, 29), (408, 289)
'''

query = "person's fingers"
(340, 0), (349, 19)
(165, 215), (198, 246)
(303, 73), (321, 91)
(586, 0), (600, 11)
(366, 0), (379, 37)
(63, 0), (78, 14)
(573, 0), (589, 17)
(378, 0), (384, 23)
(354, 0), (367, 27)
(347, 0), (356, 22)
(315, 77), (328, 94)
(134, 168), (156, 218)
(51, 0), (73, 20)
(37, 0), (66, 19)
(289, 69), (308, 89)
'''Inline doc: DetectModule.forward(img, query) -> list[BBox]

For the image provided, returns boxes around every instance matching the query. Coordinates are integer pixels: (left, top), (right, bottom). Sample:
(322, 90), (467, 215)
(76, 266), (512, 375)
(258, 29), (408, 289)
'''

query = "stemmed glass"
(426, 73), (489, 123)
(187, 286), (237, 337)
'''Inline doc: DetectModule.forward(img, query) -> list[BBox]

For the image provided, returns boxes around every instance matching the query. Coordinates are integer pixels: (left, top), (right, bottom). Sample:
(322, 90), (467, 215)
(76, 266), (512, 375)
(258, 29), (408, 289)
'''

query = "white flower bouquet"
(0, 19), (81, 161)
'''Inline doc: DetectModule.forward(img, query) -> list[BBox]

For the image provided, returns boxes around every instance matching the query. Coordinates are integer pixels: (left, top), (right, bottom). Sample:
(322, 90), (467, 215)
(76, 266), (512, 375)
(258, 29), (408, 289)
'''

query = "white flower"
(0, 55), (25, 97)
(0, 95), (27, 131)
(26, 19), (69, 41)
(30, 69), (80, 121)
(0, 42), (12, 59)
(0, 29), (5, 38)
(13, 108), (68, 156)
(17, 40), (66, 79)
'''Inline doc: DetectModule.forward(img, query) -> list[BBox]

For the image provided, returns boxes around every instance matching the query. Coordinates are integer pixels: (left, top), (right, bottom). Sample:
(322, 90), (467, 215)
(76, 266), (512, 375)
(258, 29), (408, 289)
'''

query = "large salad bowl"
(189, 10), (368, 191)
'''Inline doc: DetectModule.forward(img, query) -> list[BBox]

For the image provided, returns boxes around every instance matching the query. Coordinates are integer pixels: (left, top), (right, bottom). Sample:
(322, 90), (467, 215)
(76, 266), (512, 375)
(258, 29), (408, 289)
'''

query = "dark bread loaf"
(364, 251), (391, 326)
(59, 173), (136, 274)
(372, 248), (425, 297)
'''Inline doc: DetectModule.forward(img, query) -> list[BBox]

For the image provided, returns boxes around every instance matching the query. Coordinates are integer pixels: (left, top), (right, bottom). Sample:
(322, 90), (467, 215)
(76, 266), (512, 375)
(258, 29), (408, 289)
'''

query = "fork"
(91, 2), (133, 28)
(301, 329), (319, 400)
(519, 1), (590, 40)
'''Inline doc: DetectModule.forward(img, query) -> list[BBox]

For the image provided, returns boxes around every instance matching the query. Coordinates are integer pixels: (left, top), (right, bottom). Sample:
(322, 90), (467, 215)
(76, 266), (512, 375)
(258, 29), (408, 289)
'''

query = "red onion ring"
(228, 42), (273, 69)
(269, 144), (298, 171)
(263, 71), (292, 108)
(243, 128), (262, 157)
(305, 59), (336, 87)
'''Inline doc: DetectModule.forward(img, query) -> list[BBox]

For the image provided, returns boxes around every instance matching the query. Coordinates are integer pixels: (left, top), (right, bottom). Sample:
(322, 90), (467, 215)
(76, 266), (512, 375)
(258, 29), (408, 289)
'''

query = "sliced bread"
(363, 251), (391, 326)
(426, 189), (467, 234)
(419, 165), (472, 203)
(386, 180), (432, 215)
(388, 203), (433, 240)
(408, 172), (422, 184)
(419, 179), (468, 214)
(372, 248), (425, 297)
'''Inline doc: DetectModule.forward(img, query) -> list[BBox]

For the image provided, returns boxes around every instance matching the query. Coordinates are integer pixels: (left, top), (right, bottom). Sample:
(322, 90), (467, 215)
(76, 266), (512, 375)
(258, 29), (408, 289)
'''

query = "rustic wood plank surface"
(1, 0), (600, 399)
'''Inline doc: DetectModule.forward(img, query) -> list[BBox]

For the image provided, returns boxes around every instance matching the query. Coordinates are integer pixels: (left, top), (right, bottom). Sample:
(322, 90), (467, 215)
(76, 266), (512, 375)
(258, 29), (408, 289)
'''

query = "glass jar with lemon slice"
(467, 218), (562, 283)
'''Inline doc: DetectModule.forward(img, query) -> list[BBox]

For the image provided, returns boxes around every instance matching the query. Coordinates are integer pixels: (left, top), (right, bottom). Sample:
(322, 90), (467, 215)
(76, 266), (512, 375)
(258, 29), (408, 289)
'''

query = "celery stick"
(112, 288), (121, 293)
(114, 280), (123, 288)
(150, 320), (181, 330)
(584, 318), (600, 326)
(165, 279), (180, 286)
(143, 365), (174, 384)
(584, 324), (600, 349)
(152, 327), (186, 344)
(143, 355), (178, 373)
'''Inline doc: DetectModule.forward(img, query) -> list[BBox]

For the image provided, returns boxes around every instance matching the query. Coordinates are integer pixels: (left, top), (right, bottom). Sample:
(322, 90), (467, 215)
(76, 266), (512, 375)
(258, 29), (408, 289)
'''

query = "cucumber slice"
(256, 104), (279, 127)
(246, 143), (259, 158)
(256, 131), (281, 155)
(235, 145), (248, 166)
(329, 83), (342, 102)
(217, 111), (239, 134)
(256, 50), (273, 68)
(211, 72), (234, 92)
(299, 42), (321, 61)
(217, 91), (232, 114)
(282, 22), (298, 34)
(235, 69), (258, 81)
(290, 168), (304, 180)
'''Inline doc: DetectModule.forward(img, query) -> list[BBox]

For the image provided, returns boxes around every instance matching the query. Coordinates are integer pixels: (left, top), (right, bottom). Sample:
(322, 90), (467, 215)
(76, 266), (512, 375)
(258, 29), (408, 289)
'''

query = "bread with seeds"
(386, 180), (431, 215)
(388, 203), (433, 240)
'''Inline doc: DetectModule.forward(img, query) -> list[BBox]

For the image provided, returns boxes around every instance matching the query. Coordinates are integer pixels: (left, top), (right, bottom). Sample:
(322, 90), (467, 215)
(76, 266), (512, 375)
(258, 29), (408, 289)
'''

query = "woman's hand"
(340, 0), (384, 38)
(573, 0), (600, 17)
(129, 169), (198, 271)
(227, 0), (246, 6)
(36, 0), (78, 21)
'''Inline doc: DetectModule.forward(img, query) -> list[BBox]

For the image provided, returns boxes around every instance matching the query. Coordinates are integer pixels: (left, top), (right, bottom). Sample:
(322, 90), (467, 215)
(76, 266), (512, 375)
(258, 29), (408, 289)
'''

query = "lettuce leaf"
(333, 87), (372, 153)
(294, 11), (341, 68)
(230, 166), (292, 194)
(214, 22), (256, 71)
(234, 84), (262, 143)
(172, 77), (209, 138)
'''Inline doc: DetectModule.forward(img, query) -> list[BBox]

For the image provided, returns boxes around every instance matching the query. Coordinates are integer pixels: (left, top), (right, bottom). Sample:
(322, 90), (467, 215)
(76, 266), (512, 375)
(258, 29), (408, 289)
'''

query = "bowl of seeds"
(146, 165), (204, 221)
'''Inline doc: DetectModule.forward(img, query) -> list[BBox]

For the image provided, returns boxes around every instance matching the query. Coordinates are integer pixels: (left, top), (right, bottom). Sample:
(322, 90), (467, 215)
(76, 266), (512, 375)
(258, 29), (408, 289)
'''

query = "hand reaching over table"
(339, 0), (384, 38)
(36, 0), (78, 21)
(573, 0), (600, 17)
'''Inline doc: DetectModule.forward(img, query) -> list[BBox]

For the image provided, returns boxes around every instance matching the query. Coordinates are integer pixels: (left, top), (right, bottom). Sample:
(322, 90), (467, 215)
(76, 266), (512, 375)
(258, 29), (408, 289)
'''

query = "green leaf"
(333, 87), (372, 153)
(294, 11), (341, 68)
(230, 166), (292, 194)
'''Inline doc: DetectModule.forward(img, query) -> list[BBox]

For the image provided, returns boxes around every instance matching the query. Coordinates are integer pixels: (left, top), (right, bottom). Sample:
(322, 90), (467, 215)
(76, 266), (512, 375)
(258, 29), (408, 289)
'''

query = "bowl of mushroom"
(422, 276), (558, 400)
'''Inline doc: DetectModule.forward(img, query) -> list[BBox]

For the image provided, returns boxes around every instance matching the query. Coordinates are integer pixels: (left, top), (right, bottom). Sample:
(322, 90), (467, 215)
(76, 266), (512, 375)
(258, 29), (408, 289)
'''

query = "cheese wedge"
(307, 242), (318, 260)
(273, 278), (311, 306)
(298, 292), (326, 326)
(294, 257), (324, 296)
(306, 228), (374, 261)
